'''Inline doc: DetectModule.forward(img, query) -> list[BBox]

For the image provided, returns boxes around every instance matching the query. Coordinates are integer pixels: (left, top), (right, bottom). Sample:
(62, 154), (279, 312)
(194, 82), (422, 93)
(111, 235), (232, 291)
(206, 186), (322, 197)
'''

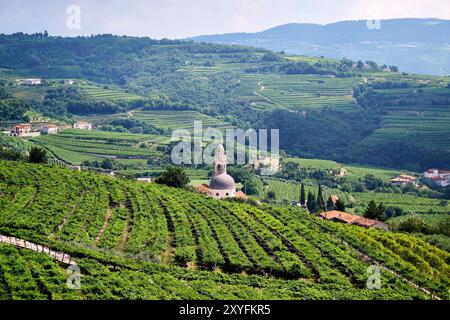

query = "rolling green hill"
(0, 161), (449, 299)
(1, 33), (450, 170)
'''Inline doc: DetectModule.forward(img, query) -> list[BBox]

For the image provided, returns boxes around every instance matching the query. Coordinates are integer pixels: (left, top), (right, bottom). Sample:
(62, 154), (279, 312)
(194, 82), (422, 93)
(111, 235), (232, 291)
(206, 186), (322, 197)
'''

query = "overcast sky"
(1, 0), (449, 39)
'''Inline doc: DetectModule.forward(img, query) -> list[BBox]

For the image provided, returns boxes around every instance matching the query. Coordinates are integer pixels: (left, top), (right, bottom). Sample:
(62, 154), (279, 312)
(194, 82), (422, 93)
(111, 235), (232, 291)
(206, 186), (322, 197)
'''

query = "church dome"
(209, 173), (236, 190)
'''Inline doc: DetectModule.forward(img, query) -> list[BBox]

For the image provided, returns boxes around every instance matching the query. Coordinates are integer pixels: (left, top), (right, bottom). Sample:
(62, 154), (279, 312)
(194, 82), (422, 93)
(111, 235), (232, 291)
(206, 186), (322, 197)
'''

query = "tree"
(28, 147), (47, 163)
(266, 190), (276, 201)
(363, 174), (383, 191)
(306, 192), (317, 213)
(246, 177), (263, 196)
(155, 167), (190, 188)
(101, 159), (113, 170)
(395, 215), (431, 234)
(364, 200), (386, 221)
(300, 183), (306, 206)
(326, 196), (334, 211)
(316, 185), (325, 211)
(335, 199), (346, 211)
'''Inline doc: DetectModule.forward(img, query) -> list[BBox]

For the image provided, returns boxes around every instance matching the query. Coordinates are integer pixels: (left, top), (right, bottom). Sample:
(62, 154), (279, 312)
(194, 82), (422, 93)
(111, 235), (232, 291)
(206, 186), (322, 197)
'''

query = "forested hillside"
(1, 33), (449, 170)
(0, 161), (449, 299)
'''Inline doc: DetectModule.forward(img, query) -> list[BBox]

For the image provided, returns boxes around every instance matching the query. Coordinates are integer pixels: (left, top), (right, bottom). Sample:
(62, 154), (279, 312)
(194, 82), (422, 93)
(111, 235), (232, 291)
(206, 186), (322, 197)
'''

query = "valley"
(0, 31), (449, 301)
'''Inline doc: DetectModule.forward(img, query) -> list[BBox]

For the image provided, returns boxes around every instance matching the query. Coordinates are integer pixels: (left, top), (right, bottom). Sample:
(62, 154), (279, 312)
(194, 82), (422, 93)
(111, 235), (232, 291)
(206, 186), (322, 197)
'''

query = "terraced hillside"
(131, 110), (234, 132)
(238, 74), (361, 112)
(31, 129), (162, 165)
(0, 161), (449, 299)
(79, 85), (144, 102)
(356, 76), (450, 151)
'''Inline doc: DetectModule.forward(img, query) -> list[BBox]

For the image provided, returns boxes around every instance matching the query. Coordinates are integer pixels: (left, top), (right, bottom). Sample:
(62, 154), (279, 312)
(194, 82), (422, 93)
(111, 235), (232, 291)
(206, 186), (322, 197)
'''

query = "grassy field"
(388, 213), (449, 226)
(284, 157), (342, 170)
(284, 157), (400, 182)
(350, 192), (450, 214)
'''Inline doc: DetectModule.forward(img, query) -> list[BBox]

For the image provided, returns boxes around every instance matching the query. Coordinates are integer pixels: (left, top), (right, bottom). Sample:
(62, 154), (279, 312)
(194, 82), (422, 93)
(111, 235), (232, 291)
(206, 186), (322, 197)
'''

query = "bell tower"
(214, 144), (227, 175)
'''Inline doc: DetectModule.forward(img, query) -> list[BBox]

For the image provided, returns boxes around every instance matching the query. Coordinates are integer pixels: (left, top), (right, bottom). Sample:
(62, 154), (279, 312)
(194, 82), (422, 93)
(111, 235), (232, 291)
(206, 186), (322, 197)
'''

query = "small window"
(226, 193), (229, 196)
(216, 193), (219, 196)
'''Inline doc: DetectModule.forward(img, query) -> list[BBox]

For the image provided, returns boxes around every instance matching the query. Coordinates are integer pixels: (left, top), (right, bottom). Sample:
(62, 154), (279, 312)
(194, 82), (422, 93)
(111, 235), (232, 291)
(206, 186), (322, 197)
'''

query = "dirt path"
(160, 234), (175, 264)
(94, 206), (113, 245)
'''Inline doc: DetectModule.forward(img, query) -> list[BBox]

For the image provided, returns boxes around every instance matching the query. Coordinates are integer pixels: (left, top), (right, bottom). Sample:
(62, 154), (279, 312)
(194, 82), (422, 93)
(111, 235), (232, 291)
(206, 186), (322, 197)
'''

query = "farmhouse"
(64, 79), (75, 85)
(18, 78), (41, 86)
(73, 121), (93, 130)
(390, 174), (418, 187)
(253, 156), (281, 173)
(14, 123), (32, 136)
(423, 168), (450, 187)
(40, 124), (59, 134)
(320, 210), (389, 230)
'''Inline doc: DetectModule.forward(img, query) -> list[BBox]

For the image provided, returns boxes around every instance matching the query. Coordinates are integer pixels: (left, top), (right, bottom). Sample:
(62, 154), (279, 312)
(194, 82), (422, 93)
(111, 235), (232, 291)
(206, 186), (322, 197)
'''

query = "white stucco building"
(208, 144), (236, 200)
(73, 121), (93, 130)
(40, 124), (59, 134)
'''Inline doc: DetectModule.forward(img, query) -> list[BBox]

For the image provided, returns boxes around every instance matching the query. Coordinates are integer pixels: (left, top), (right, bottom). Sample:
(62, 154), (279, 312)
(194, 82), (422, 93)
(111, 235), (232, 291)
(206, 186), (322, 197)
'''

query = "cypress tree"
(307, 192), (317, 213)
(364, 200), (378, 219)
(300, 183), (306, 206)
(326, 196), (334, 211)
(316, 185), (325, 211)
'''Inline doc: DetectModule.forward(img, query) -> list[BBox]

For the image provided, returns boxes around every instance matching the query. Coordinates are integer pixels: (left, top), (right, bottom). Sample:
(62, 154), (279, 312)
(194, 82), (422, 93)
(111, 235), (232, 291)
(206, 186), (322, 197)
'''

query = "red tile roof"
(320, 210), (384, 228)
(235, 191), (248, 199)
(194, 183), (210, 194)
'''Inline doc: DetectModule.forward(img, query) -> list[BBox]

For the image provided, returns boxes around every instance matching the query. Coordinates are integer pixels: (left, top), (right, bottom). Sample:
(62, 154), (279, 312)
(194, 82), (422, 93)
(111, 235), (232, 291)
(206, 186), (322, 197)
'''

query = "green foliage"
(364, 200), (386, 221)
(0, 87), (29, 122)
(28, 146), (47, 163)
(300, 183), (306, 205)
(155, 167), (190, 188)
(394, 215), (433, 234)
(335, 199), (346, 211)
(0, 160), (449, 299)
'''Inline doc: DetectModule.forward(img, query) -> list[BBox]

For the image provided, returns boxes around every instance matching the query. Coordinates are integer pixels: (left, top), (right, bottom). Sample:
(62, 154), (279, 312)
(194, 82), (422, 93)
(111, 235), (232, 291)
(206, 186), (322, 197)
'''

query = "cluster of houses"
(8, 123), (60, 137)
(389, 169), (450, 188)
(16, 78), (75, 86)
(6, 121), (93, 137)
(18, 78), (42, 86)
(390, 174), (418, 187)
(73, 121), (93, 130)
(422, 168), (450, 187)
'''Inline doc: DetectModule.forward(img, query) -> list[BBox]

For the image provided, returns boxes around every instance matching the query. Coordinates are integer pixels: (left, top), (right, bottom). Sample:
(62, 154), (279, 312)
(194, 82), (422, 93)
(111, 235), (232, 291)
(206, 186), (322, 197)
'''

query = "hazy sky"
(1, 0), (449, 39)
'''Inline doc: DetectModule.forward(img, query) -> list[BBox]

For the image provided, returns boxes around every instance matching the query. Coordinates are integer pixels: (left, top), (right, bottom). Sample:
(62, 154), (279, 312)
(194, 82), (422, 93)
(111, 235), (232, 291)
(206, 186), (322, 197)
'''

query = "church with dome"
(208, 144), (236, 199)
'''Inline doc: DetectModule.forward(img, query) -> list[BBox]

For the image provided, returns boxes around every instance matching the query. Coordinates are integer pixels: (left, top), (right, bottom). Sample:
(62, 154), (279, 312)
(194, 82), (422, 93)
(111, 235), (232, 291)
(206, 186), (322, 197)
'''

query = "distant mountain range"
(189, 18), (450, 75)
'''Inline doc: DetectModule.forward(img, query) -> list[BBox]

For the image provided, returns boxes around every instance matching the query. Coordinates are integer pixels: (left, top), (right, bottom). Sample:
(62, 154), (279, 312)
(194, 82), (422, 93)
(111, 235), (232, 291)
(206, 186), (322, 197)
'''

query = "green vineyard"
(31, 129), (162, 165)
(238, 74), (362, 112)
(79, 85), (144, 102)
(131, 110), (234, 132)
(0, 161), (449, 300)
